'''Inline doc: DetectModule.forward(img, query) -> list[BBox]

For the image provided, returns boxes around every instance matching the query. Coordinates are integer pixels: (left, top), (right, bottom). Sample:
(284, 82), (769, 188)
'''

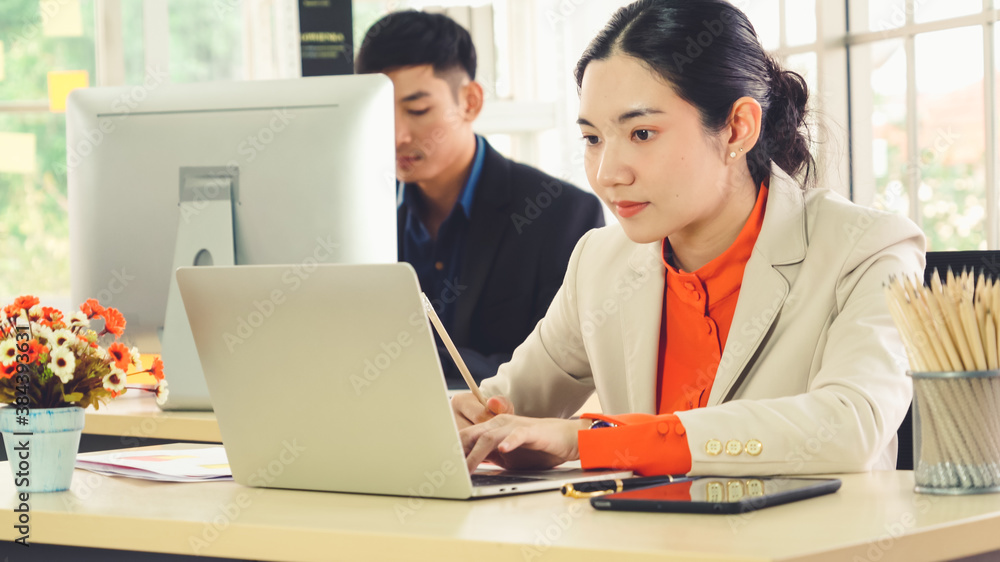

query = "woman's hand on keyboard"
(459, 415), (591, 472)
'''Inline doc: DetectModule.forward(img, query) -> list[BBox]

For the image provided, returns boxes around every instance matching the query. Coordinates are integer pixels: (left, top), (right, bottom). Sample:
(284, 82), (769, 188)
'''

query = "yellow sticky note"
(0, 132), (37, 175)
(41, 0), (84, 37)
(0, 41), (5, 82)
(47, 70), (89, 112)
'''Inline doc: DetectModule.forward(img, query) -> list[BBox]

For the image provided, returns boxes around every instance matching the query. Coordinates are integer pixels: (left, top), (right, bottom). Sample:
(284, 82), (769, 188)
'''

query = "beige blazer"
(480, 169), (926, 475)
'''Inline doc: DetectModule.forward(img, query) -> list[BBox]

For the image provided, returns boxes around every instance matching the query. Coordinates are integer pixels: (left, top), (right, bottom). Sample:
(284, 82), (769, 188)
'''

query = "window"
(850, 0), (1000, 250)
(0, 0), (97, 310)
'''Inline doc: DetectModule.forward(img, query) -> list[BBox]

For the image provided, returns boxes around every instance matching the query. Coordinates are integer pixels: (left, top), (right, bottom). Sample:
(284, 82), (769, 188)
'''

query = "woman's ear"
(726, 96), (762, 159)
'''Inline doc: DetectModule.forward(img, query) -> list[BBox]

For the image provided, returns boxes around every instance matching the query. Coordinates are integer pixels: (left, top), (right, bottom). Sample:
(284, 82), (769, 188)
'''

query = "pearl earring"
(730, 151), (737, 158)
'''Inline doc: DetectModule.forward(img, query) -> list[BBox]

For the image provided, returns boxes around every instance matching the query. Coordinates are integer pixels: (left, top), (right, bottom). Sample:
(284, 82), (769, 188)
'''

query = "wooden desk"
(83, 393), (220, 443)
(1, 444), (999, 561)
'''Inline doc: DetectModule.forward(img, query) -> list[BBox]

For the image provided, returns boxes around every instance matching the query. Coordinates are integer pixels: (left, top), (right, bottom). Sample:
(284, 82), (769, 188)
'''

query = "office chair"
(895, 250), (1000, 470)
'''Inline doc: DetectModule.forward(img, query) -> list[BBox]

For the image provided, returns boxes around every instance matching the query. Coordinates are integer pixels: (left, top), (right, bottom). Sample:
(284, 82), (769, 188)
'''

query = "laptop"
(175, 263), (631, 499)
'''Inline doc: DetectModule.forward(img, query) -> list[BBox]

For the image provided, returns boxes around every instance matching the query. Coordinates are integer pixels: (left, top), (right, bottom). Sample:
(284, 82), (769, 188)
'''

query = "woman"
(452, 0), (925, 476)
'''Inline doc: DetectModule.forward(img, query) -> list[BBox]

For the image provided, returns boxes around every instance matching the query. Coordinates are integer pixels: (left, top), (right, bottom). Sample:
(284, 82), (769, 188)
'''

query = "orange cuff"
(577, 413), (692, 476)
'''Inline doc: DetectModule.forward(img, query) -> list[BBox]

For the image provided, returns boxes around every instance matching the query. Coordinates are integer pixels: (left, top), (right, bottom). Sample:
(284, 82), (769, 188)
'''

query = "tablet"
(590, 477), (841, 514)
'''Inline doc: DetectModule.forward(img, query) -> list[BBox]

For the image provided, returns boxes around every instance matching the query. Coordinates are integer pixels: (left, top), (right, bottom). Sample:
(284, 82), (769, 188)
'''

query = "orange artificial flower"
(107, 342), (131, 371)
(0, 363), (16, 379)
(80, 298), (105, 319)
(39, 307), (63, 328)
(25, 340), (48, 364)
(13, 296), (39, 311)
(147, 357), (165, 381)
(3, 304), (20, 319)
(100, 308), (126, 338)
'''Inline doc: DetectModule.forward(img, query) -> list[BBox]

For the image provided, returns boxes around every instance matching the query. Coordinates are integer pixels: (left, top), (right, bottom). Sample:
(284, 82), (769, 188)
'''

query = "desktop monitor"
(67, 74), (397, 408)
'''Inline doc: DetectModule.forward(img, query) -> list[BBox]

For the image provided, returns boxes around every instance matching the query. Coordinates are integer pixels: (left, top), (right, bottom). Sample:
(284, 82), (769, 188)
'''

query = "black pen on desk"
(560, 475), (693, 498)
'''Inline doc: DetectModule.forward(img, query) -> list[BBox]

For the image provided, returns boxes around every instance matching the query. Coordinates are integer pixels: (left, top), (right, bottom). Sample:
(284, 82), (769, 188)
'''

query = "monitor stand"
(159, 167), (238, 410)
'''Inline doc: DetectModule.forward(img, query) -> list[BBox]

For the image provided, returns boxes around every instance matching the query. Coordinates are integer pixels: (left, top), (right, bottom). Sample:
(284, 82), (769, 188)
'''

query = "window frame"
(846, 0), (1000, 249)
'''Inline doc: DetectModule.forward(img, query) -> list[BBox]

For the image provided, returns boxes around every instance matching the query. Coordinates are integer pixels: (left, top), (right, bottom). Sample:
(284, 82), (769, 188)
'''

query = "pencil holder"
(910, 371), (1000, 494)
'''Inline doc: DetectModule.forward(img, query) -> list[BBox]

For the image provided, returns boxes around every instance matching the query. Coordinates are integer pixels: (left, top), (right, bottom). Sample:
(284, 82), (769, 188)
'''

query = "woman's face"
(578, 54), (739, 245)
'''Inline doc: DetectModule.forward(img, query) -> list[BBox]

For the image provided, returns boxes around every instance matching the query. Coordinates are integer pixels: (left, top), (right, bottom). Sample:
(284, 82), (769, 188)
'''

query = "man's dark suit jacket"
(398, 140), (605, 385)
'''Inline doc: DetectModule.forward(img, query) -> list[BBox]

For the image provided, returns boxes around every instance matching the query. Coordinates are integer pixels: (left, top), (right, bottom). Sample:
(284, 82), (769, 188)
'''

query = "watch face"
(590, 420), (614, 429)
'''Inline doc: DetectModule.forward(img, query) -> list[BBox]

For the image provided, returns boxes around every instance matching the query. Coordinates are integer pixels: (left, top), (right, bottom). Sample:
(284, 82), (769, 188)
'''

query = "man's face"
(383, 64), (473, 184)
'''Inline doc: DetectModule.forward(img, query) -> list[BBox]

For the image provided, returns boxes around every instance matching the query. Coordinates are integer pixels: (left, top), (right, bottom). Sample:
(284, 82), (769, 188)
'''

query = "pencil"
(887, 272), (1000, 489)
(420, 292), (489, 407)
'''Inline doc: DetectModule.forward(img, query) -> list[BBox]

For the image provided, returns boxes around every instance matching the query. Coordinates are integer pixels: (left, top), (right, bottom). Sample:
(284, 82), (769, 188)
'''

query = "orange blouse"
(579, 185), (769, 475)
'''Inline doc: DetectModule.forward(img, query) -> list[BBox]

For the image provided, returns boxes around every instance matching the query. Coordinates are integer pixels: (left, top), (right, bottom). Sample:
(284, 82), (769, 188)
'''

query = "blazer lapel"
(618, 242), (666, 414)
(708, 171), (807, 405)
(452, 143), (512, 346)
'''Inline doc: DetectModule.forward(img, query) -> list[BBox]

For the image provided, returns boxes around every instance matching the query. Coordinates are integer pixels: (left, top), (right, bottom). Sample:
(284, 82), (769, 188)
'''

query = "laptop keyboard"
(471, 473), (546, 487)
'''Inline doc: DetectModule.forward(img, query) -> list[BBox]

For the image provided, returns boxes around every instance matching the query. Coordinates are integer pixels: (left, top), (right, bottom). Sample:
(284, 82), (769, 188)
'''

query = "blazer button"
(657, 422), (671, 435)
(705, 439), (723, 456)
(745, 439), (763, 456)
(725, 439), (743, 456)
(706, 480), (724, 502)
(727, 480), (745, 501)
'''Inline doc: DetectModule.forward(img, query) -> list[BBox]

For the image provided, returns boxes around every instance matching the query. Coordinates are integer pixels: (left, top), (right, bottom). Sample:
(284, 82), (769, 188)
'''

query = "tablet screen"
(591, 477), (841, 514)
(612, 477), (827, 503)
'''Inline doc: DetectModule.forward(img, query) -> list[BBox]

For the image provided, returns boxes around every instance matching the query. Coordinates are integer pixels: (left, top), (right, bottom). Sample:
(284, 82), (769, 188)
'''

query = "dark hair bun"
(759, 57), (811, 182)
(747, 60), (814, 182)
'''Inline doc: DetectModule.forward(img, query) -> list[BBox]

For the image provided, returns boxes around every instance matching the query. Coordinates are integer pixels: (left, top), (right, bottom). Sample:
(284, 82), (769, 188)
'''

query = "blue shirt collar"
(398, 135), (486, 219)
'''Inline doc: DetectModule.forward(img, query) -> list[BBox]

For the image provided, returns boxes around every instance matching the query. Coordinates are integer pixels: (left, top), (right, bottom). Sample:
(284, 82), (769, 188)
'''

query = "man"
(356, 10), (605, 385)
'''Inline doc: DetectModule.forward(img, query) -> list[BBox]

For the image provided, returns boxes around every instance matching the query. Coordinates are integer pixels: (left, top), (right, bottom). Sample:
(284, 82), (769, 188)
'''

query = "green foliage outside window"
(0, 0), (95, 298)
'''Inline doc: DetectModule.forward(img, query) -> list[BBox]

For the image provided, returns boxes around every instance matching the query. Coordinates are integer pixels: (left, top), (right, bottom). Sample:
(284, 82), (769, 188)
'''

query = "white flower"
(68, 311), (90, 329)
(0, 339), (16, 365)
(51, 329), (75, 349)
(95, 346), (108, 361)
(130, 346), (143, 370)
(155, 379), (169, 406)
(49, 347), (76, 383)
(33, 325), (54, 349)
(103, 366), (127, 393)
(27, 305), (42, 321)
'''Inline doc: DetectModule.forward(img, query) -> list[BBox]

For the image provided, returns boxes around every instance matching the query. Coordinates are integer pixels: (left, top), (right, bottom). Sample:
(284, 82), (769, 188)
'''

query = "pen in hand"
(561, 475), (692, 498)
(421, 292), (489, 408)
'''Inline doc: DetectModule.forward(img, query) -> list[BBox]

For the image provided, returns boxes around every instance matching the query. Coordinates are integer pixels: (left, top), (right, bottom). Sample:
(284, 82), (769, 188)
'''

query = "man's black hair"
(355, 10), (477, 80)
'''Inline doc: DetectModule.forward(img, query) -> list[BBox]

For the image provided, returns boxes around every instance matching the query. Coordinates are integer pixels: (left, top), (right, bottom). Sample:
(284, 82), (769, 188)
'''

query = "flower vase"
(0, 406), (85, 492)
